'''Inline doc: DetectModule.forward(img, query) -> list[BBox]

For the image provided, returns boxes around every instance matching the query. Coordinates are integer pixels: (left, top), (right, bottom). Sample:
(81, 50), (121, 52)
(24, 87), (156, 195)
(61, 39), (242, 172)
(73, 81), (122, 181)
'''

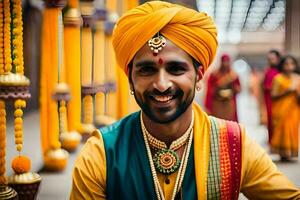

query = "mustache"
(145, 88), (183, 97)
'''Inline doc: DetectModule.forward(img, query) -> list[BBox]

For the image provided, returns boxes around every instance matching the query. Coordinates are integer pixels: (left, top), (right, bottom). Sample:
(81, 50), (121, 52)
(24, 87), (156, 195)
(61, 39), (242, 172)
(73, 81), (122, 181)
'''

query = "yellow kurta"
(70, 104), (300, 200)
(271, 73), (300, 158)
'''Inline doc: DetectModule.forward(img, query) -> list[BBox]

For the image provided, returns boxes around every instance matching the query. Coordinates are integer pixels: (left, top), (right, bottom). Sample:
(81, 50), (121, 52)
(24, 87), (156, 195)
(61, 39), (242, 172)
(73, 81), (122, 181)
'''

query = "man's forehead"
(133, 39), (192, 63)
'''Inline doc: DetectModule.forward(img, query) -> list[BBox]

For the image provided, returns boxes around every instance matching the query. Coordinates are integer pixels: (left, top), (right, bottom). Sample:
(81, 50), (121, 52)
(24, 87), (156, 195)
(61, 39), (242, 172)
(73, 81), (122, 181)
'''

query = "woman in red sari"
(205, 54), (241, 121)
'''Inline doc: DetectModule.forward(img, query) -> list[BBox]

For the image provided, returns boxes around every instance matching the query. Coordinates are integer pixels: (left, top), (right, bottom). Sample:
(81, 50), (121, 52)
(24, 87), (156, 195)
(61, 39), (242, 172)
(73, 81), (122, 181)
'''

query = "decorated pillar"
(115, 0), (139, 119)
(79, 0), (96, 141)
(104, 0), (118, 120)
(0, 0), (40, 199)
(285, 0), (300, 60)
(59, 0), (82, 151)
(40, 0), (69, 171)
(94, 0), (116, 126)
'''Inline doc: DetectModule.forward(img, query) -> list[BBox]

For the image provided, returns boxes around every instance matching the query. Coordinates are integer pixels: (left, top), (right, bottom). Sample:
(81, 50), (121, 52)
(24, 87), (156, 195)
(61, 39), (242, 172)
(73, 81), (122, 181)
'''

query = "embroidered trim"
(218, 119), (231, 199)
(207, 117), (242, 200)
(226, 121), (242, 200)
(207, 117), (221, 199)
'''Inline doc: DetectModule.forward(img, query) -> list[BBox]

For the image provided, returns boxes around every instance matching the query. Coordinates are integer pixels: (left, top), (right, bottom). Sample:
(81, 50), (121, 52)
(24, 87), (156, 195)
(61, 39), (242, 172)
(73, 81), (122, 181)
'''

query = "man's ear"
(196, 65), (204, 82)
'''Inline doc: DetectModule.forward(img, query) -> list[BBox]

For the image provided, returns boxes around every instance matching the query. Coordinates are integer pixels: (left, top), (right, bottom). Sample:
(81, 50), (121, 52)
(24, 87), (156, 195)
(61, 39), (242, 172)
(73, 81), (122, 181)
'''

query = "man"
(204, 54), (241, 121)
(263, 50), (281, 143)
(71, 2), (300, 199)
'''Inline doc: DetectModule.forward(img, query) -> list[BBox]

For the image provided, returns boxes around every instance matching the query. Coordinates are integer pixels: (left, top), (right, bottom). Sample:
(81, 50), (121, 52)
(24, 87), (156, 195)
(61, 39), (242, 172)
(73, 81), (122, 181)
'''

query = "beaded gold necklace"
(142, 112), (194, 175)
(140, 112), (194, 200)
(145, 115), (193, 151)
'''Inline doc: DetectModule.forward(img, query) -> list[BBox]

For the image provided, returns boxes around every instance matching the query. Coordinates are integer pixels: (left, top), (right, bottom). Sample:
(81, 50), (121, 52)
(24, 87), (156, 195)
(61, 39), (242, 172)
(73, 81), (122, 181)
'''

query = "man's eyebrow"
(166, 61), (188, 67)
(135, 60), (156, 67)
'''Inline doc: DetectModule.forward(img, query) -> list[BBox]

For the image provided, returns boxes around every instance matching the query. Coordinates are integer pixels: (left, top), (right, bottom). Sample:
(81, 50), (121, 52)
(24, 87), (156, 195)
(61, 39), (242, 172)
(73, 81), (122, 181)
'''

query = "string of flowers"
(0, 100), (7, 185)
(68, 0), (79, 8)
(0, 1), (7, 186)
(0, 1), (4, 75)
(12, 0), (24, 75)
(83, 95), (93, 124)
(14, 99), (25, 153)
(9, 0), (32, 175)
(59, 100), (67, 134)
(11, 99), (31, 174)
(3, 0), (11, 74)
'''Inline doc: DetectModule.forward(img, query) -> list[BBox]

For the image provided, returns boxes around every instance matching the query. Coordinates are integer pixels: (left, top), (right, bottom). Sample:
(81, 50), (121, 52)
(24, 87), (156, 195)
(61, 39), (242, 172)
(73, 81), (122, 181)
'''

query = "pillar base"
(79, 123), (96, 142)
(44, 148), (69, 171)
(60, 131), (82, 152)
(0, 185), (18, 200)
(8, 172), (41, 200)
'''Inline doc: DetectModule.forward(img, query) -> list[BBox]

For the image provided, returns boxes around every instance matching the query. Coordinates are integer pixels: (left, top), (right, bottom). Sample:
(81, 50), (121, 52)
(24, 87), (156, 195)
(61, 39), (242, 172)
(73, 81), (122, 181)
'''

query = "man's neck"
(142, 106), (193, 147)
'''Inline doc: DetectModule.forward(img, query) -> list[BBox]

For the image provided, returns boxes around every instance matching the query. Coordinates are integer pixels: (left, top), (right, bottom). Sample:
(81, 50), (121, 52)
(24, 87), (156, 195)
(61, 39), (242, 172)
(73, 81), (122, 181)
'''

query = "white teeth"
(153, 95), (173, 102)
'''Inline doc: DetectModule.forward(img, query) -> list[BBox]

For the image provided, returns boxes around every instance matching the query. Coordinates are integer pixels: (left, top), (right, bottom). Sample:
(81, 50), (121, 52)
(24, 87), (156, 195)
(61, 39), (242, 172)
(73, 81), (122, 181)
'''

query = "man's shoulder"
(99, 111), (140, 136)
(208, 115), (240, 125)
(208, 116), (243, 137)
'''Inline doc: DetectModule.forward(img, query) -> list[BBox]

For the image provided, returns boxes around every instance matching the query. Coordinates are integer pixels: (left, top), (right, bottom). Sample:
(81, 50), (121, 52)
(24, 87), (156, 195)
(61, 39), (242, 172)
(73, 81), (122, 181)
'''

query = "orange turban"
(112, 1), (218, 74)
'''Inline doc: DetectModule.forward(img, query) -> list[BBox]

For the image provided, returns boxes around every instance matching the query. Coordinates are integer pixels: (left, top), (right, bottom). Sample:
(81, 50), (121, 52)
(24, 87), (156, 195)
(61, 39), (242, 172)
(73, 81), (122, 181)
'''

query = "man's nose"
(153, 70), (172, 92)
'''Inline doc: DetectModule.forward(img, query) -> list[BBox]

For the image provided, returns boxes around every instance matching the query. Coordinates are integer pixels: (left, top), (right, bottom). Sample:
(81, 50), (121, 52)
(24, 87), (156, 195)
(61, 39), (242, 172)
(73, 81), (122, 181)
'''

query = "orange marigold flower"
(11, 156), (31, 174)
(14, 109), (23, 117)
(14, 117), (22, 124)
(16, 144), (22, 151)
(15, 131), (22, 138)
(15, 137), (22, 145)
(14, 124), (22, 132)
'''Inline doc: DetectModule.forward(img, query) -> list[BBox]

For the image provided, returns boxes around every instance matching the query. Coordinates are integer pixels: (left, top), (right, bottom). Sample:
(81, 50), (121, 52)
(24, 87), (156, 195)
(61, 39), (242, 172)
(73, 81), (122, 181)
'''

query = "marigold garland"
(11, 155), (31, 174)
(3, 0), (11, 73)
(59, 100), (67, 133)
(83, 95), (93, 124)
(0, 100), (7, 185)
(0, 1), (4, 74)
(12, 0), (24, 74)
(68, 0), (79, 8)
(14, 99), (26, 153)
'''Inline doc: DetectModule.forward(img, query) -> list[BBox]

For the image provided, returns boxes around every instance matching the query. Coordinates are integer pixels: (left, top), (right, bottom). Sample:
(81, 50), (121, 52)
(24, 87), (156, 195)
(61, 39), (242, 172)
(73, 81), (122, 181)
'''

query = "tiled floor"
(4, 91), (300, 200)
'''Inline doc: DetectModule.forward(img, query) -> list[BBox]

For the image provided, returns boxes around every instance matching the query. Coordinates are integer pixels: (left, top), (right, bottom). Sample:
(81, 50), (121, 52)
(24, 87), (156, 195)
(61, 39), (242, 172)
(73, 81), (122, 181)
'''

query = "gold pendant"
(153, 148), (180, 175)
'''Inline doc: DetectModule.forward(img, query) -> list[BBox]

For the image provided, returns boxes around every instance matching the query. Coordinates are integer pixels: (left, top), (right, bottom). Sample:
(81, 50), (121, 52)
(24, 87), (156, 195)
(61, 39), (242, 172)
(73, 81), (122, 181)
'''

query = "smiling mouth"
(150, 95), (177, 104)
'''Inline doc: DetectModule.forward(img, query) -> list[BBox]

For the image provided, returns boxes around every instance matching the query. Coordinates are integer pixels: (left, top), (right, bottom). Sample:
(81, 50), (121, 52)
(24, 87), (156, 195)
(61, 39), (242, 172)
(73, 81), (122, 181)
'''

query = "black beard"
(133, 87), (195, 124)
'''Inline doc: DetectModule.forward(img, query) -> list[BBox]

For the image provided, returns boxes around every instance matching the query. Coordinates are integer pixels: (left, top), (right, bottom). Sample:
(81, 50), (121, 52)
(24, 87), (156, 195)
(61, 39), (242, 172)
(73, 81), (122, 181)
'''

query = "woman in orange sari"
(271, 55), (300, 160)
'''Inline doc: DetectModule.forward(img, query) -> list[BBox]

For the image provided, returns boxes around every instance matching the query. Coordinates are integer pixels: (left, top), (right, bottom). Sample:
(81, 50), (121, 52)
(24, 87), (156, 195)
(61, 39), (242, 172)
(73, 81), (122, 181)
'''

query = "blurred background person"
(262, 50), (281, 143)
(204, 54), (241, 121)
(249, 66), (264, 104)
(271, 55), (300, 161)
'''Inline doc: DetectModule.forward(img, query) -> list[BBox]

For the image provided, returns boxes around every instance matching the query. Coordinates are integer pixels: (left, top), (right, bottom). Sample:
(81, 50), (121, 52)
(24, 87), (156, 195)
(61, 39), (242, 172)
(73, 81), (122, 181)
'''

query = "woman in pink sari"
(263, 50), (281, 143)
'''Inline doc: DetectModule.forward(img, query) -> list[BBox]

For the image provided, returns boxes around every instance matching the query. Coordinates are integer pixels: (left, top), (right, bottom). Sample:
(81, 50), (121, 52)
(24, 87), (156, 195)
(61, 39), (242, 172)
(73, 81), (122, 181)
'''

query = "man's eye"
(137, 66), (156, 75)
(168, 65), (186, 75)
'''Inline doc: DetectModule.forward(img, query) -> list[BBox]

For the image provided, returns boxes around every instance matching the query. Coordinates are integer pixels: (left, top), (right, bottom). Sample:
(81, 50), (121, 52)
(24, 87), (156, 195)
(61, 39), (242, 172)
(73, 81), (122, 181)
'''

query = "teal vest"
(101, 111), (241, 200)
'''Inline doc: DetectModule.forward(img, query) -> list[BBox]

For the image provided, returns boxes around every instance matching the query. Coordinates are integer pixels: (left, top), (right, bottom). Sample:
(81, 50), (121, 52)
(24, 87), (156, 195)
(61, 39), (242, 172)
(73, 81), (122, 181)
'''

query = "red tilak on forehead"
(153, 53), (158, 57)
(158, 58), (163, 65)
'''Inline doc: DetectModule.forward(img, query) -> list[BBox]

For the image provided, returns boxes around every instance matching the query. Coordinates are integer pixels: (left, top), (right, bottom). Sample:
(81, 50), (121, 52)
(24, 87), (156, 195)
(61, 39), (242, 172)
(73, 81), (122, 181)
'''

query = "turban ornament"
(148, 33), (166, 54)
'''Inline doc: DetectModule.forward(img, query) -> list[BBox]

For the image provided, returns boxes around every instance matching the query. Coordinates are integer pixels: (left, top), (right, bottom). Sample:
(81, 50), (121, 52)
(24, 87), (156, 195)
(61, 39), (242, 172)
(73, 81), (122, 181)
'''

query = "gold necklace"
(140, 112), (194, 200)
(144, 113), (194, 151)
(141, 112), (194, 175)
